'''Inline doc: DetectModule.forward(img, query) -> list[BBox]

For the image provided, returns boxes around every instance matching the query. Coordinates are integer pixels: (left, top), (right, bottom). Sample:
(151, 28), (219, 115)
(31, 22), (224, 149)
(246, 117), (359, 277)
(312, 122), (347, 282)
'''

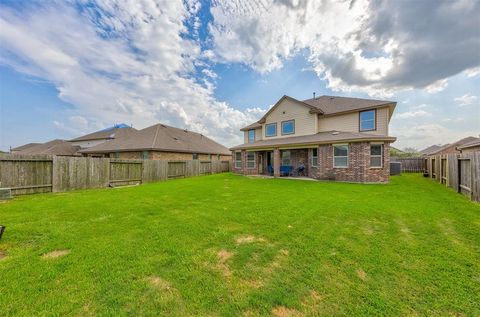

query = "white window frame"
(311, 148), (318, 167)
(370, 143), (383, 168)
(246, 152), (256, 169)
(281, 120), (295, 135)
(359, 110), (376, 132)
(235, 152), (242, 169)
(248, 129), (255, 143)
(333, 144), (349, 168)
(265, 123), (277, 137)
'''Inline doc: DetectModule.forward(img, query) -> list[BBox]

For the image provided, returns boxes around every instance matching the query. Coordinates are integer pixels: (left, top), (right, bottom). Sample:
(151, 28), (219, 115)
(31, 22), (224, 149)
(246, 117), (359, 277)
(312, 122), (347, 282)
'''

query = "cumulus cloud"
(395, 110), (431, 119)
(0, 1), (260, 147)
(209, 0), (480, 96)
(455, 93), (478, 107)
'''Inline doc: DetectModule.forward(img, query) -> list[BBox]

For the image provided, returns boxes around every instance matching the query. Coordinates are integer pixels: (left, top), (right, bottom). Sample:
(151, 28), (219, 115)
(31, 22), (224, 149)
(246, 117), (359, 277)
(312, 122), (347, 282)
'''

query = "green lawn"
(0, 174), (479, 316)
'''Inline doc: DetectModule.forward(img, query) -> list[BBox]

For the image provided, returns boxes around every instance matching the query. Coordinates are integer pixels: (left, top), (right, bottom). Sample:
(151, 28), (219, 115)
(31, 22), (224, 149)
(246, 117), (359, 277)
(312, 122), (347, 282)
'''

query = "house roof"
(240, 94), (396, 130)
(70, 124), (136, 141)
(419, 144), (443, 155)
(11, 142), (41, 151)
(427, 136), (479, 155)
(230, 131), (396, 151)
(15, 139), (81, 156)
(80, 123), (231, 155)
(457, 137), (480, 150)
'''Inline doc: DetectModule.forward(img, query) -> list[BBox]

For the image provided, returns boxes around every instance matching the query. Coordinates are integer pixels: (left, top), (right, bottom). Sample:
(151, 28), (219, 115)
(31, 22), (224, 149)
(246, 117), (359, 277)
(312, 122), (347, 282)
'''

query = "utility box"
(390, 162), (402, 175)
(0, 188), (12, 200)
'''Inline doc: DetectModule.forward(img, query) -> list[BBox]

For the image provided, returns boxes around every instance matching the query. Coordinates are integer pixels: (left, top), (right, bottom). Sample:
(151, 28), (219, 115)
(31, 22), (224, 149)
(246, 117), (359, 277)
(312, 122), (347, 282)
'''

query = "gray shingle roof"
(11, 143), (41, 151)
(457, 138), (480, 150)
(230, 131), (396, 150)
(241, 94), (396, 130)
(15, 139), (81, 156)
(70, 125), (136, 141)
(80, 123), (231, 155)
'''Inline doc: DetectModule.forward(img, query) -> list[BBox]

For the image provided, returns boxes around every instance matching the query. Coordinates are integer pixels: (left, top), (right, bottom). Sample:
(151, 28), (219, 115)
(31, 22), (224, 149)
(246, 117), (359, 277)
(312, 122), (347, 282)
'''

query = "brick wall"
(308, 142), (390, 183)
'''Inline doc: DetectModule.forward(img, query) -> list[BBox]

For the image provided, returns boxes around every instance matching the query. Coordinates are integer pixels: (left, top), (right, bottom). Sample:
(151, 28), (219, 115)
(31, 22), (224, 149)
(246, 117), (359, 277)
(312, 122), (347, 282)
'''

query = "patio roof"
(230, 131), (396, 151)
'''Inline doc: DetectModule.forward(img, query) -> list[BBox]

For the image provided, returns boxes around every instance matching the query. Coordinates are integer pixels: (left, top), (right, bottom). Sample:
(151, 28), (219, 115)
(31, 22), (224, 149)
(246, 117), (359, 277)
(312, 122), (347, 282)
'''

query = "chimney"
(313, 92), (316, 99)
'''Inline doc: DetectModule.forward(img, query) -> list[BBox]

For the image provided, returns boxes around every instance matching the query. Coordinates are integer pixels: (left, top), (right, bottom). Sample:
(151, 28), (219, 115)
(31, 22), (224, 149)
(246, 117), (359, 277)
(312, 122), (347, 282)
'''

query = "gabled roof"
(11, 142), (41, 151)
(457, 137), (480, 150)
(240, 94), (396, 131)
(80, 123), (231, 155)
(419, 144), (443, 155)
(303, 95), (395, 116)
(15, 139), (81, 156)
(427, 136), (479, 155)
(230, 131), (396, 150)
(70, 124), (136, 141)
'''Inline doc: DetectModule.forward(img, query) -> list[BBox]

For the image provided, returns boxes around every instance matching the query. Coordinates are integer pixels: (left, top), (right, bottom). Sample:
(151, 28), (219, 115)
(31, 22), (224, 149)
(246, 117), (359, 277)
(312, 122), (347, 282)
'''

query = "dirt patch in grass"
(0, 250), (7, 261)
(242, 279), (264, 289)
(267, 249), (289, 272)
(235, 235), (266, 245)
(271, 306), (302, 317)
(146, 276), (175, 292)
(42, 249), (70, 259)
(217, 249), (234, 277)
(356, 268), (367, 281)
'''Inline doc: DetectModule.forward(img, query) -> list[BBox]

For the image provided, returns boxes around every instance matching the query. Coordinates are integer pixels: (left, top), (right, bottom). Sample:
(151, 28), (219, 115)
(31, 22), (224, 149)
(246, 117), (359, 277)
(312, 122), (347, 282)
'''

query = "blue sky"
(0, 0), (479, 151)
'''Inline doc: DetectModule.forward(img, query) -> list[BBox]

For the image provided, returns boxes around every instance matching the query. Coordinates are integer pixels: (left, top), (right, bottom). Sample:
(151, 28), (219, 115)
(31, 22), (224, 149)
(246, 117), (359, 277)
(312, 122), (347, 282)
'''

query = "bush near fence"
(390, 157), (425, 173)
(425, 152), (480, 202)
(0, 154), (230, 196)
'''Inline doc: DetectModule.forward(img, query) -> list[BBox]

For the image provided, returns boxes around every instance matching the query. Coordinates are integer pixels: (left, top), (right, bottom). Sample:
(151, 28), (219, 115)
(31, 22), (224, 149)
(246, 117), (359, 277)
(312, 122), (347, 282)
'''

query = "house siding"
(317, 106), (389, 135)
(263, 98), (317, 139)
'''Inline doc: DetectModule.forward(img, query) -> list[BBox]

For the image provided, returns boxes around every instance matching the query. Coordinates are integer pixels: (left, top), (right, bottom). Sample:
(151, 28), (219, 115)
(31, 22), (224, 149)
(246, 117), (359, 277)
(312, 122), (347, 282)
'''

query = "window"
(333, 144), (348, 168)
(208, 154), (212, 161)
(217, 154), (221, 160)
(192, 153), (198, 160)
(265, 123), (277, 137)
(235, 152), (242, 168)
(281, 150), (291, 166)
(246, 152), (255, 169)
(370, 144), (383, 168)
(112, 152), (120, 159)
(142, 151), (149, 160)
(281, 120), (295, 135)
(360, 110), (376, 131)
(248, 129), (255, 143)
(311, 148), (318, 166)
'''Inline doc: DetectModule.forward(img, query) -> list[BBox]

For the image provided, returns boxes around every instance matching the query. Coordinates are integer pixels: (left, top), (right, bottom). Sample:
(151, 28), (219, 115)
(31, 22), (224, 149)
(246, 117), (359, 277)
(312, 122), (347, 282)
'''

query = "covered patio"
(241, 148), (313, 178)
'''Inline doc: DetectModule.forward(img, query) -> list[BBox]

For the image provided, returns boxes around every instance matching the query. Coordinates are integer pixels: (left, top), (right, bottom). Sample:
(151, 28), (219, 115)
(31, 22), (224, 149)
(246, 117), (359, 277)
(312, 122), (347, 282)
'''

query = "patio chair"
(280, 165), (293, 176)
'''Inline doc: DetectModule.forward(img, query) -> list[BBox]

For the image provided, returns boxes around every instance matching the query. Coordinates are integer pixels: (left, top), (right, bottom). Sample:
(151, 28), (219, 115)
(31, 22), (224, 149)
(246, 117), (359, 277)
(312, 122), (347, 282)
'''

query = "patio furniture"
(280, 165), (293, 176)
(267, 165), (273, 175)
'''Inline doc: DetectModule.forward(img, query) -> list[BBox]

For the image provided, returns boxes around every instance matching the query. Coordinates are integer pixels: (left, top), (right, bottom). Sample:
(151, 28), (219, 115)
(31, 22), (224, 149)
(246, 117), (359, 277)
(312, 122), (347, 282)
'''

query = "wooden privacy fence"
(0, 154), (230, 196)
(390, 157), (425, 173)
(425, 152), (480, 202)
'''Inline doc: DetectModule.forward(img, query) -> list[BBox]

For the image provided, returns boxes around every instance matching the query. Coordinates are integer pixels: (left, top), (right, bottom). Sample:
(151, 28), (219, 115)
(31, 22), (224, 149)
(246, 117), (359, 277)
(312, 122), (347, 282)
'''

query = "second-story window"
(248, 129), (255, 143)
(360, 110), (376, 131)
(265, 123), (277, 137)
(281, 120), (295, 135)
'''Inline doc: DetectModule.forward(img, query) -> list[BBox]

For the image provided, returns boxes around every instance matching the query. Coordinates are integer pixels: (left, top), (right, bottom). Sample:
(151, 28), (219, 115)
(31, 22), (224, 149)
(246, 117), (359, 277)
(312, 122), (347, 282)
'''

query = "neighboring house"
(69, 123), (136, 148)
(425, 136), (479, 156)
(457, 138), (480, 153)
(80, 123), (231, 160)
(11, 139), (81, 156)
(10, 143), (41, 153)
(230, 95), (397, 183)
(419, 145), (443, 156)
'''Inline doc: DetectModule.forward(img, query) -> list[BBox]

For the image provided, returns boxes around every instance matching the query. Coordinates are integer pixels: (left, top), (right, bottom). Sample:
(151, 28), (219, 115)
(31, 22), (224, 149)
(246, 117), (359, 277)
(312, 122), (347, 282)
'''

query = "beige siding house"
(232, 95), (397, 183)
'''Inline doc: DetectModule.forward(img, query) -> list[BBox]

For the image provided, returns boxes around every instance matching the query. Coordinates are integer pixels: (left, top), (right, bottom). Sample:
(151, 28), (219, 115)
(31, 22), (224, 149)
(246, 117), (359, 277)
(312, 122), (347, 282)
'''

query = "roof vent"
(332, 131), (340, 135)
(330, 97), (334, 100)
(184, 129), (188, 133)
(313, 92), (316, 99)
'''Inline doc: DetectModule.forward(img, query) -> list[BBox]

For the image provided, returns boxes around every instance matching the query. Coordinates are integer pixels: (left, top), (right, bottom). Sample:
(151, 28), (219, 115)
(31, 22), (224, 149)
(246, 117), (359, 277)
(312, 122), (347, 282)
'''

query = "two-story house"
(230, 95), (397, 183)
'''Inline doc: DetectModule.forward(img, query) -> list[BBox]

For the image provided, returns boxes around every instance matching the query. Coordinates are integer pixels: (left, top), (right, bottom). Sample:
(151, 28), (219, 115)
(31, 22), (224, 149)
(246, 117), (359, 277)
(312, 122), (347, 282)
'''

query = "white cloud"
(465, 67), (480, 78)
(455, 93), (478, 107)
(209, 0), (480, 96)
(395, 110), (431, 119)
(391, 123), (478, 150)
(0, 1), (259, 147)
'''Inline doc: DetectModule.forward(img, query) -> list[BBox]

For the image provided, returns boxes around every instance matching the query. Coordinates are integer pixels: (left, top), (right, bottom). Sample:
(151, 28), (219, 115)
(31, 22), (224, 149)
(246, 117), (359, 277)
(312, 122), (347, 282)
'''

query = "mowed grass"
(0, 173), (479, 316)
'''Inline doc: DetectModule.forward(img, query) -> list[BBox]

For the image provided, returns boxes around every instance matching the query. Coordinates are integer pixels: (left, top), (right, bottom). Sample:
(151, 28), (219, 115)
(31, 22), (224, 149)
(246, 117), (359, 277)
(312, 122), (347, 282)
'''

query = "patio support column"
(273, 148), (280, 177)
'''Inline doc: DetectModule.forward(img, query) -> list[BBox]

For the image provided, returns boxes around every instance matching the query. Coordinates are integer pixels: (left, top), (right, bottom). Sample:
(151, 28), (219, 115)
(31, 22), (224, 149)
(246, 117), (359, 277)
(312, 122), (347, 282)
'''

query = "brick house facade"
(231, 94), (397, 183)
